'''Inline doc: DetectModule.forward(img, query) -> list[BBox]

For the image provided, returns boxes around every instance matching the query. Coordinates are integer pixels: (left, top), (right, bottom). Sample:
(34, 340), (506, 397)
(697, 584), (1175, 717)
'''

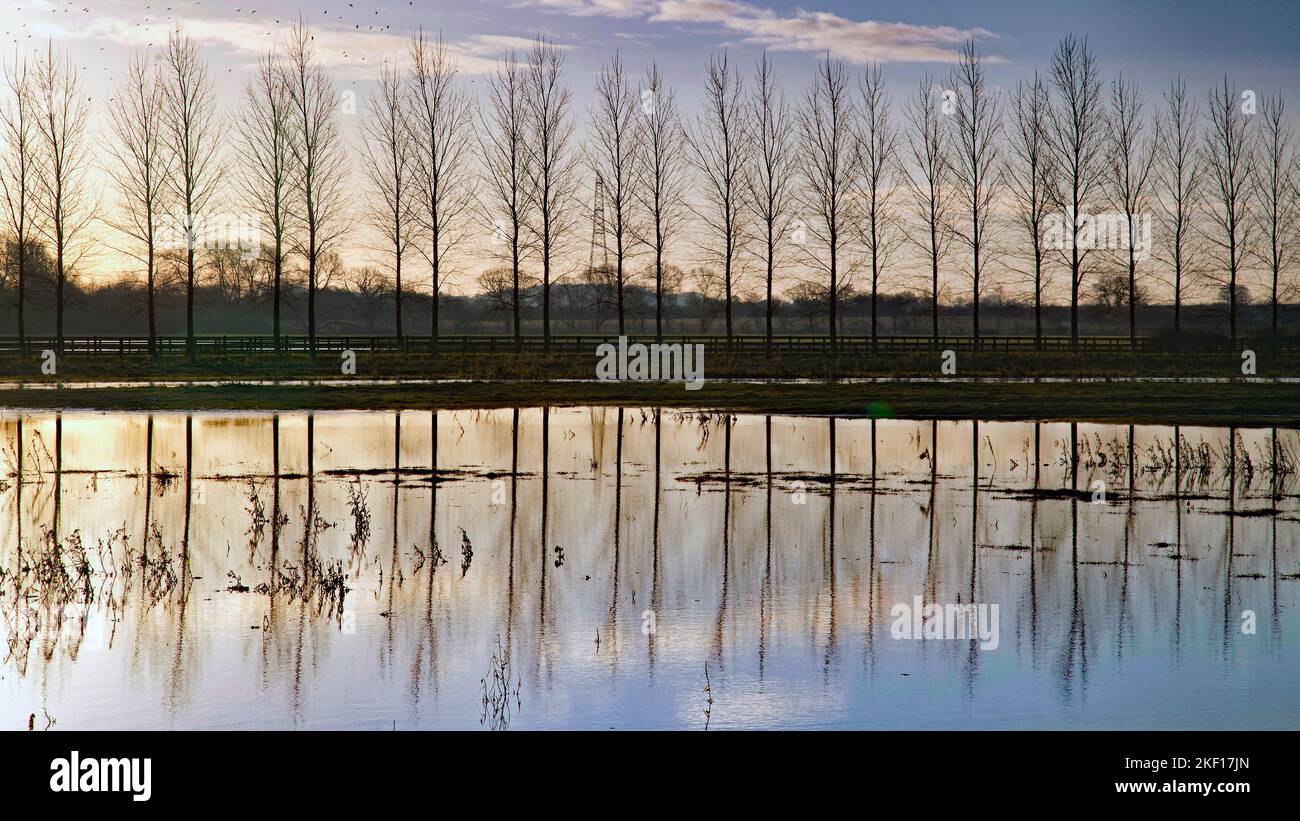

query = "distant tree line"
(4, 237), (1291, 340)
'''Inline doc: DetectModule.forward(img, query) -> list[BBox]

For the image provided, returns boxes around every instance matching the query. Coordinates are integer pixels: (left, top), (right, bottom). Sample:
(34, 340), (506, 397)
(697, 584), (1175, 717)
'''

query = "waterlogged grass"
(2, 379), (1298, 425)
(2, 348), (1298, 423)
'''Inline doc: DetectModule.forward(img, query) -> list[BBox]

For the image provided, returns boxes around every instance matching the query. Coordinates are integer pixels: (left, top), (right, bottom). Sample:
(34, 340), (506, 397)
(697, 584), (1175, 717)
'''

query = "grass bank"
(0, 346), (1294, 381)
(2, 379), (1298, 426)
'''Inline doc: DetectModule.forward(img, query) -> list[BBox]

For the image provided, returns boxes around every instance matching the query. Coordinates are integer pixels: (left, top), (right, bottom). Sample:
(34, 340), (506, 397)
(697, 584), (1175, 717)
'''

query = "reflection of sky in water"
(1, 409), (1297, 730)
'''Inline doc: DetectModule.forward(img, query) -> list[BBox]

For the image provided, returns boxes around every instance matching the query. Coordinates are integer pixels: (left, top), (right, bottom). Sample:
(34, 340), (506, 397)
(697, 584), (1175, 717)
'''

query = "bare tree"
(105, 52), (172, 357)
(161, 26), (221, 360)
(588, 51), (640, 335)
(1106, 74), (1159, 349)
(1046, 35), (1106, 350)
(236, 48), (296, 351)
(686, 52), (749, 346)
(347, 265), (392, 333)
(32, 42), (93, 355)
(408, 30), (473, 354)
(902, 74), (954, 344)
(208, 245), (265, 304)
(476, 265), (534, 322)
(746, 52), (795, 356)
(1154, 77), (1202, 336)
(948, 39), (1003, 347)
(1007, 73), (1052, 348)
(796, 54), (855, 352)
(0, 52), (37, 353)
(284, 19), (350, 354)
(1202, 76), (1255, 342)
(1253, 93), (1297, 341)
(855, 63), (903, 352)
(634, 63), (688, 343)
(478, 48), (531, 350)
(522, 36), (581, 354)
(361, 61), (414, 344)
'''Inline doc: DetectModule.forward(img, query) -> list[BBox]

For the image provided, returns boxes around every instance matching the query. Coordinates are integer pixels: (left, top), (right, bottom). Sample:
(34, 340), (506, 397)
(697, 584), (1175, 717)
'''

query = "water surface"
(2, 408), (1297, 729)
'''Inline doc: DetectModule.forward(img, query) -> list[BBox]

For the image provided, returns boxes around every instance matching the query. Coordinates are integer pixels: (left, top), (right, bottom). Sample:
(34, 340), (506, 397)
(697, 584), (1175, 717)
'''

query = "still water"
(2, 408), (1297, 730)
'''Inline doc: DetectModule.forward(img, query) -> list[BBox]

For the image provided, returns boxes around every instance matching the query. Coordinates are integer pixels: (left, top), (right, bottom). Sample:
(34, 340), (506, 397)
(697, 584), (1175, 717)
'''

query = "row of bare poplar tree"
(1, 23), (1295, 357)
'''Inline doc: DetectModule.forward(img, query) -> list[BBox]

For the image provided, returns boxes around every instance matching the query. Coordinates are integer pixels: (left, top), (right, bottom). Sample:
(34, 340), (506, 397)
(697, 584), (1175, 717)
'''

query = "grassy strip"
(0, 347), (1294, 381)
(2, 380), (1298, 425)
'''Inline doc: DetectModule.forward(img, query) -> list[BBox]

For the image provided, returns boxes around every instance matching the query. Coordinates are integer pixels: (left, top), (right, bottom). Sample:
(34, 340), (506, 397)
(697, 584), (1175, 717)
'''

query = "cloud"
(52, 16), (537, 76)
(456, 34), (574, 55)
(514, 0), (656, 18)
(527, 0), (998, 64)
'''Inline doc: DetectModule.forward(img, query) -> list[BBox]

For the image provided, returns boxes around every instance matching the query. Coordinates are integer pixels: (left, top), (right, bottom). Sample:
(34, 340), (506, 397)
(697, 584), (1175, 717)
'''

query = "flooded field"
(1, 408), (1297, 730)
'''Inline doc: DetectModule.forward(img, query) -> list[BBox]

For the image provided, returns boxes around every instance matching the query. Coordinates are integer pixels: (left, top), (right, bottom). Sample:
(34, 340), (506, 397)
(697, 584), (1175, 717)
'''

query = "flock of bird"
(4, 1), (433, 107)
(4, 2), (419, 63)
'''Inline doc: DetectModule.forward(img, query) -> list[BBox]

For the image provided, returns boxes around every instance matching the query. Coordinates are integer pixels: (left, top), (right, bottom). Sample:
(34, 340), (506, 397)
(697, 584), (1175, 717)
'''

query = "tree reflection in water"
(1, 409), (1297, 729)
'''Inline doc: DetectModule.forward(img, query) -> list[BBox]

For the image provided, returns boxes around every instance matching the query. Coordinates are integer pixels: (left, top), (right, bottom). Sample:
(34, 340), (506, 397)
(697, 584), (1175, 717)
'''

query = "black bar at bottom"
(0, 730), (1286, 808)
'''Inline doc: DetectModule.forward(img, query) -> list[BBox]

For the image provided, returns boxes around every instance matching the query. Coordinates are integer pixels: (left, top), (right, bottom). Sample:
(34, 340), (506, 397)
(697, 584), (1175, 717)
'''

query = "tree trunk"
(17, 245), (26, 356)
(308, 253), (317, 358)
(56, 248), (64, 355)
(1128, 245), (1136, 351)
(871, 260), (879, 355)
(616, 244), (625, 336)
(1034, 254), (1042, 351)
(147, 245), (156, 358)
(431, 250), (440, 359)
(829, 249), (837, 356)
(395, 252), (403, 346)
(1174, 262), (1181, 336)
(186, 243), (195, 361)
(765, 235), (773, 359)
(931, 238), (939, 348)
(725, 255), (733, 349)
(543, 240), (551, 355)
(512, 230), (521, 353)
(656, 244), (664, 344)
(972, 242), (980, 350)
(1272, 267), (1279, 343)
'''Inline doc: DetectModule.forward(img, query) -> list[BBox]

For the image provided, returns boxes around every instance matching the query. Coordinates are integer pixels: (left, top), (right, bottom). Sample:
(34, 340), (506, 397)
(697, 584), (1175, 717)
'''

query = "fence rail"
(0, 334), (1287, 356)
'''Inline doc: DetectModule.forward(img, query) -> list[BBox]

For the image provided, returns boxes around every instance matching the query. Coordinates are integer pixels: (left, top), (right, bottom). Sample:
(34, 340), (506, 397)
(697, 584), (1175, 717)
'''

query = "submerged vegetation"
(2, 524), (190, 675)
(1051, 429), (1299, 489)
(479, 637), (521, 731)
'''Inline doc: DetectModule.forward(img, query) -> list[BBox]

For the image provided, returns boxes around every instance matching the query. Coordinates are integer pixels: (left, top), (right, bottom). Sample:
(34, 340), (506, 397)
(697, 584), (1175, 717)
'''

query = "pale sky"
(2, 0), (1297, 299)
